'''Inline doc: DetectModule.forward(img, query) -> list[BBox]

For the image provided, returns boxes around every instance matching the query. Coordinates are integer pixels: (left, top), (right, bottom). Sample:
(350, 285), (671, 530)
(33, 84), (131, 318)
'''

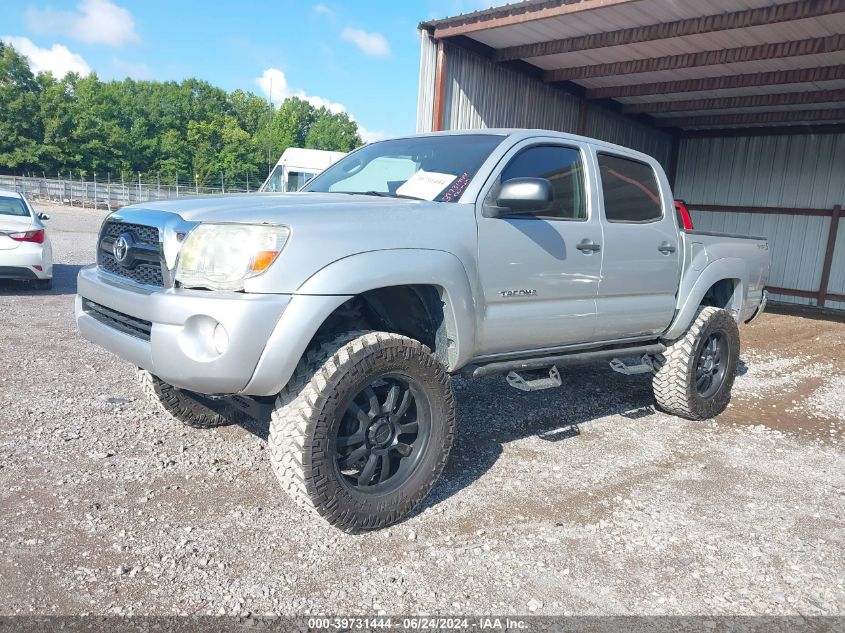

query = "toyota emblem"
(112, 235), (130, 263)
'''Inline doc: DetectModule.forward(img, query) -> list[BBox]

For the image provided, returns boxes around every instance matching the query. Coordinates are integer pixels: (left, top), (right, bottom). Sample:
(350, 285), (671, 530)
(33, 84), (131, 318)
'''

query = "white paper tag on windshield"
(396, 170), (456, 200)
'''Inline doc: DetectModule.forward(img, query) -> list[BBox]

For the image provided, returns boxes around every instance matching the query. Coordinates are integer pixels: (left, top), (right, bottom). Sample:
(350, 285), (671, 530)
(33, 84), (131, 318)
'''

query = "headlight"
(175, 224), (290, 291)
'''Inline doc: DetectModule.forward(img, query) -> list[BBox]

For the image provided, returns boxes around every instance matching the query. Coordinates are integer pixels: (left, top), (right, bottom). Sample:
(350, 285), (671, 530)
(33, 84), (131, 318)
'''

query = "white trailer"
(260, 148), (347, 193)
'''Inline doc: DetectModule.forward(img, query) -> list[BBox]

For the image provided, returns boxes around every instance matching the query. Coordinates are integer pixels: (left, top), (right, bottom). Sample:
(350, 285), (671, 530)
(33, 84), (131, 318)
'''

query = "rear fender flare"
(663, 258), (746, 340)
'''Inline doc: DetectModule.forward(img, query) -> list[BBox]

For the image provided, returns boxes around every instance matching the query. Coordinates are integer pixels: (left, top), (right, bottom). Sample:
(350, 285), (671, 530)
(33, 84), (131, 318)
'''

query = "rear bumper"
(75, 265), (290, 394)
(0, 266), (39, 280)
(0, 243), (52, 279)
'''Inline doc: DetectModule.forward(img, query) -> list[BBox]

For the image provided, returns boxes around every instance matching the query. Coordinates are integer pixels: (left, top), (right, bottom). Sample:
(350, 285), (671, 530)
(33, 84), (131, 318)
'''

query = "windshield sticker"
(396, 170), (457, 201)
(441, 172), (470, 202)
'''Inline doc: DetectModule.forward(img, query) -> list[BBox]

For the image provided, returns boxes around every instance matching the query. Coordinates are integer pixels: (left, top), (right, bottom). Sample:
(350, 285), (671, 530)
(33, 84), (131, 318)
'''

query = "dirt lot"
(0, 202), (843, 616)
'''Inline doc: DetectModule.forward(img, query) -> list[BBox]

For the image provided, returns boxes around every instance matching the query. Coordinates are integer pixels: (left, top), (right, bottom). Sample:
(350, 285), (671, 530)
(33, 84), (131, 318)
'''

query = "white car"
(0, 189), (53, 290)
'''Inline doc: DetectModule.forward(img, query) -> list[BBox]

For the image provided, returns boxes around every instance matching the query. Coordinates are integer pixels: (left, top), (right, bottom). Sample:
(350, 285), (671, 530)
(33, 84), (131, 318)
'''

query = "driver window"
(491, 145), (587, 220)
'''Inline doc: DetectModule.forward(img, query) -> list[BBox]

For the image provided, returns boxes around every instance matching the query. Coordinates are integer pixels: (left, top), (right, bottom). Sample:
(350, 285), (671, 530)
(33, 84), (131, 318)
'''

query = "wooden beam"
(586, 65), (845, 99)
(624, 89), (845, 114)
(655, 108), (845, 128)
(577, 100), (588, 134)
(431, 0), (642, 39)
(681, 123), (845, 138)
(767, 286), (819, 299)
(818, 205), (842, 307)
(495, 0), (845, 62)
(432, 41), (447, 132)
(545, 34), (845, 82)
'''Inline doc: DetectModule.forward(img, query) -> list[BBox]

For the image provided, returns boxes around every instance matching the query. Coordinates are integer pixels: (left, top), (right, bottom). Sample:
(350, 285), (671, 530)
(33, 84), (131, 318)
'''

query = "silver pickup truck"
(75, 129), (770, 532)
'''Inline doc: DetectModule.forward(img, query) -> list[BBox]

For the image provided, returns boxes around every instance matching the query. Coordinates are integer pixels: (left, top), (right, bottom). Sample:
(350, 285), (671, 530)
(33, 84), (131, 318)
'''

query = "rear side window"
(495, 145), (587, 220)
(597, 153), (662, 223)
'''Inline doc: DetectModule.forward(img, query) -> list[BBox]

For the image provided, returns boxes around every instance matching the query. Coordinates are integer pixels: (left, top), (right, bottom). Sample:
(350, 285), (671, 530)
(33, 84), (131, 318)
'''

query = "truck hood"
(135, 192), (435, 224)
(117, 192), (479, 294)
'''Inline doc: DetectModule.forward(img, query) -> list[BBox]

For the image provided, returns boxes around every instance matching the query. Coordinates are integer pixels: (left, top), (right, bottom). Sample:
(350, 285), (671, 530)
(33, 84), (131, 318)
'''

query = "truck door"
(593, 151), (680, 339)
(475, 140), (602, 356)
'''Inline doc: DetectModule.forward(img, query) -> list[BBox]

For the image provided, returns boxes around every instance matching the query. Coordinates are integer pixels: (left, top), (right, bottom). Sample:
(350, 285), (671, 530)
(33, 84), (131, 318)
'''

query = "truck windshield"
(302, 134), (505, 202)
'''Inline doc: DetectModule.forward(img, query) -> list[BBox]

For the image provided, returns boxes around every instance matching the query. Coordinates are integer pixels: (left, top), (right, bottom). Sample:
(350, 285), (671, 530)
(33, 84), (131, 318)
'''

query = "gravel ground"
(0, 202), (843, 616)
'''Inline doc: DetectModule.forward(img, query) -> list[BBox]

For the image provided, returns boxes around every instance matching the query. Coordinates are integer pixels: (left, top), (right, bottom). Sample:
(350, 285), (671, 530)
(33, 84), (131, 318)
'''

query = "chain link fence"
(0, 174), (260, 210)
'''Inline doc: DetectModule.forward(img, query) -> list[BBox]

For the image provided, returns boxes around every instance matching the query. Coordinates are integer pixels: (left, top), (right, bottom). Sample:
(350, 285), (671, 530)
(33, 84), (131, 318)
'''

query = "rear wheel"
(137, 368), (242, 429)
(652, 306), (740, 420)
(268, 331), (455, 532)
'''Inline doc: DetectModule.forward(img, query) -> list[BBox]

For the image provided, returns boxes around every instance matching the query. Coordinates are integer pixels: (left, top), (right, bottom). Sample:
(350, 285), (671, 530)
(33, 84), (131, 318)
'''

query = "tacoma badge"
(499, 289), (537, 297)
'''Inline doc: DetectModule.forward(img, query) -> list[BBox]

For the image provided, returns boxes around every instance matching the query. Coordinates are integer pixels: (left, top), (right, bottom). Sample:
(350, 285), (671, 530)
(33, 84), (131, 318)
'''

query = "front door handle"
(577, 239), (601, 253)
(658, 241), (676, 254)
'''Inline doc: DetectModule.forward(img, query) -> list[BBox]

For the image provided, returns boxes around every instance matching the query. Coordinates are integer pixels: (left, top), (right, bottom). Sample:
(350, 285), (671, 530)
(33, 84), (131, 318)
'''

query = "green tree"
(0, 42), (43, 171)
(306, 108), (362, 152)
(0, 44), (365, 185)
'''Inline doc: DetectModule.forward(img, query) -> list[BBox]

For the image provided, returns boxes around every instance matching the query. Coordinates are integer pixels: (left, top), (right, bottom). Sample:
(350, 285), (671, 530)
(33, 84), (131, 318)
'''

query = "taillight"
(675, 201), (693, 231)
(9, 229), (45, 244)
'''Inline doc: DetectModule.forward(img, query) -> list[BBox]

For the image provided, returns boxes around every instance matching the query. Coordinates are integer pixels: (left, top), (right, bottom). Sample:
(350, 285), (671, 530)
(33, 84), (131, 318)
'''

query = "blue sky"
(1, 0), (495, 141)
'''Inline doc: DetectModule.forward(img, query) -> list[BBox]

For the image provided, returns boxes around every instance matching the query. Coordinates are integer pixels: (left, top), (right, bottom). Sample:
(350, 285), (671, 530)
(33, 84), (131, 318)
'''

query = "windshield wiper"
(334, 190), (425, 201)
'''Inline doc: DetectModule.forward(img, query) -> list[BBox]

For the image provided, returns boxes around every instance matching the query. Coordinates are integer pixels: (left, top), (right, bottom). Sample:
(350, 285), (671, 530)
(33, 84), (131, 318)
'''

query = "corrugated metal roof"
(424, 0), (845, 131)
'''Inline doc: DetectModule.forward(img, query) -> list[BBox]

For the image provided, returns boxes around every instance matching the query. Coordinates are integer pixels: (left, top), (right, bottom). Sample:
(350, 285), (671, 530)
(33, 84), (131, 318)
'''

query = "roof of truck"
(382, 128), (659, 165)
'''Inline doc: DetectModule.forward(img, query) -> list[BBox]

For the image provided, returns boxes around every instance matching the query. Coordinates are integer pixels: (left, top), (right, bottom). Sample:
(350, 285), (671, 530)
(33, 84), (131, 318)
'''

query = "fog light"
(213, 323), (229, 355)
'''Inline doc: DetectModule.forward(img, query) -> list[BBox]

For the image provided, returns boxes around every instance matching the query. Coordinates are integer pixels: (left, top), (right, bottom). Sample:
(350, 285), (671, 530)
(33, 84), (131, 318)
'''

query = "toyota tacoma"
(75, 130), (770, 532)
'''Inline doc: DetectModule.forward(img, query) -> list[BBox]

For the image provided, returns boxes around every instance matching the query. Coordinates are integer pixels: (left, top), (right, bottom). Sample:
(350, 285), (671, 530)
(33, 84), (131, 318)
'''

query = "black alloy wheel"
(335, 375), (430, 493)
(695, 332), (729, 398)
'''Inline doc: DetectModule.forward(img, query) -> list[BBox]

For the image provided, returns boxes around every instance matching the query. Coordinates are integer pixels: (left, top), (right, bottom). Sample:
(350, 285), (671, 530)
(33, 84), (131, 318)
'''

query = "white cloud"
(1, 36), (91, 78)
(255, 67), (344, 112)
(25, 0), (140, 47)
(341, 27), (390, 57)
(255, 67), (385, 143)
(356, 125), (386, 144)
(313, 3), (334, 18)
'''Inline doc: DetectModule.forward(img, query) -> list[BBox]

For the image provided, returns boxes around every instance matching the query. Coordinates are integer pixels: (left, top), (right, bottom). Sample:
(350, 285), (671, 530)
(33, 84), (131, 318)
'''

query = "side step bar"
(506, 366), (562, 392)
(462, 343), (666, 380)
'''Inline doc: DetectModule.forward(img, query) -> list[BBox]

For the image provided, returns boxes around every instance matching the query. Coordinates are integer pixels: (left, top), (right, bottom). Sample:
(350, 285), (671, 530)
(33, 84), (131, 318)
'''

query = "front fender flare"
(243, 249), (477, 396)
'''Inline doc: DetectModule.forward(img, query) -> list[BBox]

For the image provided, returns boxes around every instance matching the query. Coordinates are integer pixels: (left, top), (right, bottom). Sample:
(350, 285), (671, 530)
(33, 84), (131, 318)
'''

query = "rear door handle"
(658, 241), (676, 254)
(577, 239), (601, 253)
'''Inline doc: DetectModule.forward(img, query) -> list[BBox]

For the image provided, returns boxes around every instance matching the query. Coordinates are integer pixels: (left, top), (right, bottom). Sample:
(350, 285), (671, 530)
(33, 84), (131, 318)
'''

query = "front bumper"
(75, 265), (290, 394)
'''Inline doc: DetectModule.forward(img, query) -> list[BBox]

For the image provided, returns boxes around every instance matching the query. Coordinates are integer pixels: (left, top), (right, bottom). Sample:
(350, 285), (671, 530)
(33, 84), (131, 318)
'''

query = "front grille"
(99, 252), (164, 286)
(82, 299), (152, 341)
(101, 221), (159, 245)
(97, 220), (165, 287)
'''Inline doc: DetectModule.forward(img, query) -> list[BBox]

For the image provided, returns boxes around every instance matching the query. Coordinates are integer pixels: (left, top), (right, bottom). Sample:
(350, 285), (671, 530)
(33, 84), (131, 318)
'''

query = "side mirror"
(490, 177), (553, 217)
(38, 213), (50, 221)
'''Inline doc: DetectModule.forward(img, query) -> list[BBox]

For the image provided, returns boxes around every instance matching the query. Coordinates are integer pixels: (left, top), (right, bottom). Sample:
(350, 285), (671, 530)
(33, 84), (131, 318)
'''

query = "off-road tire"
(268, 331), (456, 533)
(137, 368), (241, 429)
(652, 306), (740, 420)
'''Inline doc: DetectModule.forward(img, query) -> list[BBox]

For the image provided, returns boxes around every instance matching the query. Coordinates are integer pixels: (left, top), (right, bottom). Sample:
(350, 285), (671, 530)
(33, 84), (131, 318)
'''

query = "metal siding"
(416, 31), (438, 133)
(436, 42), (673, 169)
(676, 133), (845, 307)
(584, 105), (673, 168)
(441, 42), (582, 132)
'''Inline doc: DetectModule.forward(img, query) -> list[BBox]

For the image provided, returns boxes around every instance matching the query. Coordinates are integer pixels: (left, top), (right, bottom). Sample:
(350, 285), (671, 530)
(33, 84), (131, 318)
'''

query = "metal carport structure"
(417, 0), (845, 311)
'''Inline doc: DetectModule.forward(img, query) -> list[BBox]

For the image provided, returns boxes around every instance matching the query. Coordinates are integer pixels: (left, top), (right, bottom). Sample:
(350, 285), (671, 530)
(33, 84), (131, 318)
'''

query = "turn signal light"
(9, 229), (45, 244)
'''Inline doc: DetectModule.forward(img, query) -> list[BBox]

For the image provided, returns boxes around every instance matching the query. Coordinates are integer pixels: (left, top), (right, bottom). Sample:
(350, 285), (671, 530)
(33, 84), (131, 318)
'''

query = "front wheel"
(268, 331), (456, 532)
(652, 306), (740, 420)
(137, 369), (242, 429)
